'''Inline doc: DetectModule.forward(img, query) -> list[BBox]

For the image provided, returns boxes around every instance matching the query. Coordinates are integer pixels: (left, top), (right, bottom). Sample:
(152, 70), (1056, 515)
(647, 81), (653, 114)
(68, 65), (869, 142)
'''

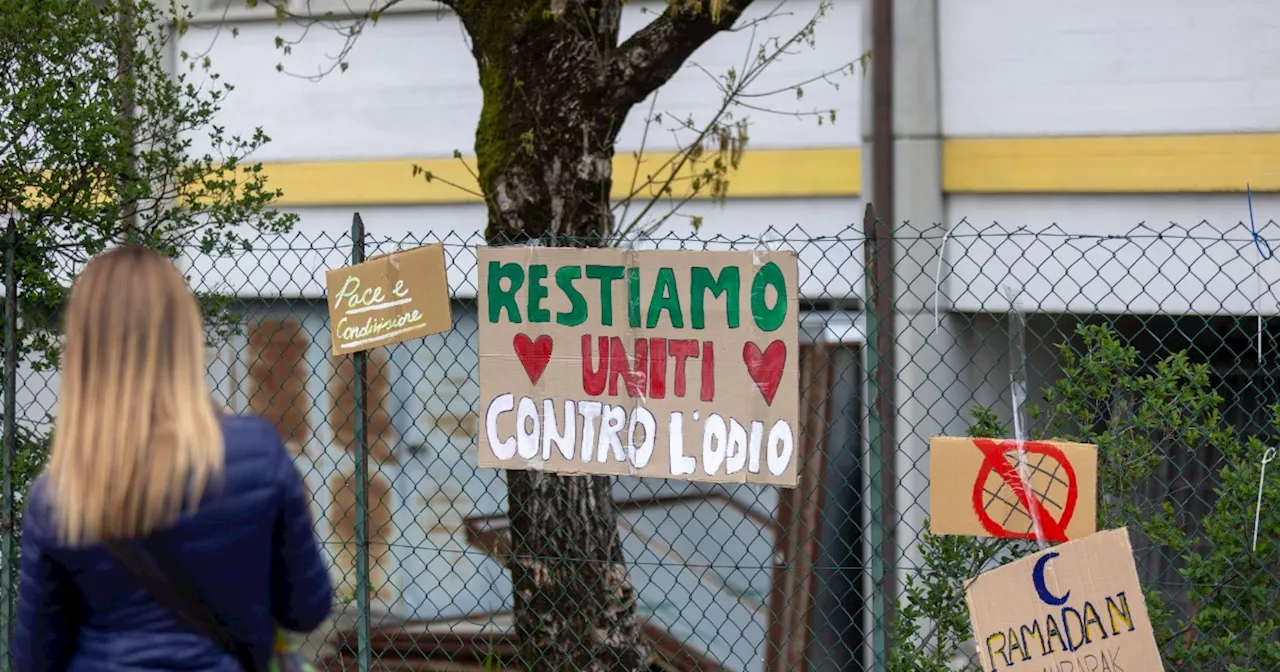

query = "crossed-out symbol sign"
(969, 438), (1079, 543)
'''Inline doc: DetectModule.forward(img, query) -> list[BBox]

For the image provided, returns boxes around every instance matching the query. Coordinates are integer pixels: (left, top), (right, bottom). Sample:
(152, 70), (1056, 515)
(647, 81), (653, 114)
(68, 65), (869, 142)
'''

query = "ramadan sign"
(965, 528), (1164, 671)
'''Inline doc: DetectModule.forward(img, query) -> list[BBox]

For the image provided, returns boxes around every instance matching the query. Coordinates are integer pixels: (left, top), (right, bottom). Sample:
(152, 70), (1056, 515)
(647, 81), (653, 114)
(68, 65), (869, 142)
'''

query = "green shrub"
(891, 323), (1280, 670)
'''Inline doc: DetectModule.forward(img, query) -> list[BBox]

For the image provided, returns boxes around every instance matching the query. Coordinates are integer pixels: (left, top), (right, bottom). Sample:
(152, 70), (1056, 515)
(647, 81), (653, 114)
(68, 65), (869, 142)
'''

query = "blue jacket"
(12, 415), (334, 672)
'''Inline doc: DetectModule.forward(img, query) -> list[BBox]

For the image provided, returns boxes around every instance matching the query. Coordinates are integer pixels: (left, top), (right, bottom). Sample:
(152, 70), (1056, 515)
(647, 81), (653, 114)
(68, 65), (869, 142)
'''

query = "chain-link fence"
(4, 220), (1280, 671)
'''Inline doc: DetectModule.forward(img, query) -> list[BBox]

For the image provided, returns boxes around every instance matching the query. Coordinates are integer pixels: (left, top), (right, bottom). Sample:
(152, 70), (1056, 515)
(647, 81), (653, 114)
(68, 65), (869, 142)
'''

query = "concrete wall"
(174, 0), (868, 304)
(934, 0), (1280, 315)
(939, 0), (1280, 137)
(184, 1), (862, 159)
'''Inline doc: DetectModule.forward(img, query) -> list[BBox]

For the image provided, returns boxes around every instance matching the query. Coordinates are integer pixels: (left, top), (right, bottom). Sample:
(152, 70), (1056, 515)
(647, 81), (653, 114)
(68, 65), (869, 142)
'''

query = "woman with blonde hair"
(12, 245), (333, 671)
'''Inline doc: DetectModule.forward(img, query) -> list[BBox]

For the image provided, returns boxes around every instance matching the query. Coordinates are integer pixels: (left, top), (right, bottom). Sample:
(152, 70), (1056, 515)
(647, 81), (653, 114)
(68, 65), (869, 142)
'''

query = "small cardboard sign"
(967, 528), (1164, 671)
(930, 436), (1097, 542)
(476, 247), (800, 486)
(324, 243), (452, 356)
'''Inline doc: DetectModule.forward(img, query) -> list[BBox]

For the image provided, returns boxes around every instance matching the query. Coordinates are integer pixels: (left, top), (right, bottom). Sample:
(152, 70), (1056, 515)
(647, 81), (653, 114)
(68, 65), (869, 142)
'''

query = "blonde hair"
(47, 245), (223, 545)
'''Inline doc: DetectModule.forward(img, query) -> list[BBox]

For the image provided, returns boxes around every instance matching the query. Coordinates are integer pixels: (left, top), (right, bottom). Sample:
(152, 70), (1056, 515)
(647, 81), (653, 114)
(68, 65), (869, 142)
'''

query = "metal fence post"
(351, 213), (372, 672)
(862, 203), (894, 670)
(0, 216), (16, 672)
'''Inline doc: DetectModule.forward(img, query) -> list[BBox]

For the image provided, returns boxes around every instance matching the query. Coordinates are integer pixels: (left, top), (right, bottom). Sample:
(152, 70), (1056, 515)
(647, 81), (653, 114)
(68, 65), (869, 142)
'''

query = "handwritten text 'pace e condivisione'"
(331, 276), (426, 350)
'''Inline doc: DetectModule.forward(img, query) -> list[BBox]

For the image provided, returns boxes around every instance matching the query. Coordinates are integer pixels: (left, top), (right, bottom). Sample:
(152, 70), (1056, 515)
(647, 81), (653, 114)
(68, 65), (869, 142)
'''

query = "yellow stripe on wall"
(19, 134), (1280, 210)
(262, 147), (862, 207)
(943, 133), (1280, 193)
(247, 133), (1280, 205)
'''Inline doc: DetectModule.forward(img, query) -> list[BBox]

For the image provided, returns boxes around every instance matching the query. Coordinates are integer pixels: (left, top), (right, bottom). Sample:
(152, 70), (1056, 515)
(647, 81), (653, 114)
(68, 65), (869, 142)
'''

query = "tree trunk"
(461, 3), (647, 671)
(455, 1), (755, 669)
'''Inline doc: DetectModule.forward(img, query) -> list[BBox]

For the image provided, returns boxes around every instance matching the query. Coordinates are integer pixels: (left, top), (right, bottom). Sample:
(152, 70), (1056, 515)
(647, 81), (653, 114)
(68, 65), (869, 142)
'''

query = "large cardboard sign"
(324, 243), (453, 356)
(930, 436), (1097, 542)
(967, 528), (1164, 671)
(477, 247), (800, 486)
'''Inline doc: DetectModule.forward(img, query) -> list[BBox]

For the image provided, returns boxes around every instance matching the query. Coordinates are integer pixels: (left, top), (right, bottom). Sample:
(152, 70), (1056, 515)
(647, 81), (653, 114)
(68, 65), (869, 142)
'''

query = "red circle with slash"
(969, 438), (1077, 543)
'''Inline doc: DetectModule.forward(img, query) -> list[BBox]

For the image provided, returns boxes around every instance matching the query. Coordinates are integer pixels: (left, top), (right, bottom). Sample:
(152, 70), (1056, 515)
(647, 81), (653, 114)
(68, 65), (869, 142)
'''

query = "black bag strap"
(102, 538), (261, 672)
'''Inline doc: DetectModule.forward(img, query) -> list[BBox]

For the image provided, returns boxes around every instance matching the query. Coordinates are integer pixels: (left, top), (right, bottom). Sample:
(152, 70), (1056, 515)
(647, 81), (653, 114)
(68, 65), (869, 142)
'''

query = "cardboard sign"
(476, 247), (800, 486)
(930, 436), (1097, 542)
(967, 528), (1164, 671)
(324, 243), (452, 356)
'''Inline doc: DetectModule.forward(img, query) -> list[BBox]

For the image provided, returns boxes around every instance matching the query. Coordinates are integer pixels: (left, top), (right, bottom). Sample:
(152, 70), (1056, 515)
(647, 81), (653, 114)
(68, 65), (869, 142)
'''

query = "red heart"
(513, 334), (554, 385)
(742, 340), (786, 406)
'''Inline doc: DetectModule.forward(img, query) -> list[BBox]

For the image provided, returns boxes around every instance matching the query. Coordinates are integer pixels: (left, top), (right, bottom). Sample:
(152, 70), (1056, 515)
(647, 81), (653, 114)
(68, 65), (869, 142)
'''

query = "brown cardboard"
(476, 246), (800, 486)
(324, 242), (452, 356)
(930, 436), (1097, 542)
(966, 528), (1164, 671)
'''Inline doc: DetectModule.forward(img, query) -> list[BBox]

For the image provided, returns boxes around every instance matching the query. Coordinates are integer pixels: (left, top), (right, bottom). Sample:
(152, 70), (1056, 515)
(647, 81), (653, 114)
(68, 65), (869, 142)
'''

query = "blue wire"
(1250, 183), (1273, 260)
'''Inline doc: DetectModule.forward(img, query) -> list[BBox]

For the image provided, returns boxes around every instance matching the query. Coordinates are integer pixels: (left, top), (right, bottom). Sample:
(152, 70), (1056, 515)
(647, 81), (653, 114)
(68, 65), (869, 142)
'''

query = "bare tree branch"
(260, 0), (431, 80)
(609, 0), (756, 110)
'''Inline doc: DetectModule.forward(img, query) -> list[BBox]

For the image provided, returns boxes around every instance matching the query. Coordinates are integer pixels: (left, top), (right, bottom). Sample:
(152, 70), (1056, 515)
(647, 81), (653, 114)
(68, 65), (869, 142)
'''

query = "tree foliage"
(0, 0), (294, 510)
(890, 324), (1280, 671)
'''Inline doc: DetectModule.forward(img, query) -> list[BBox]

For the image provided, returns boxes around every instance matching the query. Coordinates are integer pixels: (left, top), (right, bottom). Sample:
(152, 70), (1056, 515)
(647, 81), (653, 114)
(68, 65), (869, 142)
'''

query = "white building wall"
(175, 0), (867, 301)
(180, 1), (862, 159)
(935, 0), (1280, 316)
(939, 0), (1280, 137)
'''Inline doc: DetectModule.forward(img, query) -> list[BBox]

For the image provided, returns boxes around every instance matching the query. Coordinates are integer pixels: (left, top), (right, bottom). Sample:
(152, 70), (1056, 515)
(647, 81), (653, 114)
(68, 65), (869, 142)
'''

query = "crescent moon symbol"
(1032, 552), (1070, 606)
